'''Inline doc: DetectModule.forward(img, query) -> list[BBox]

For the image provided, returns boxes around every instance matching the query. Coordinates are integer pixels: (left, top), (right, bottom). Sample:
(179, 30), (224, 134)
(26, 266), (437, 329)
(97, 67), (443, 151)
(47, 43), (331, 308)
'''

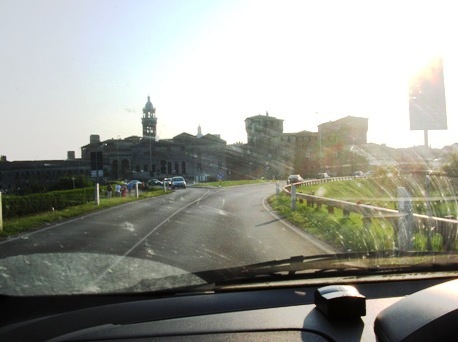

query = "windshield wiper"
(193, 251), (458, 286)
(110, 251), (458, 295)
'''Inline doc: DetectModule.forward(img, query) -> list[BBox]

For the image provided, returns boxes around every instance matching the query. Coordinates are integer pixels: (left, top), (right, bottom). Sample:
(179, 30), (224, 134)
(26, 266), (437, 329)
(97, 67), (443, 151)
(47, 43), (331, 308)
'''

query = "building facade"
(317, 116), (369, 175)
(80, 97), (228, 182)
(1, 96), (370, 193)
(237, 113), (368, 178)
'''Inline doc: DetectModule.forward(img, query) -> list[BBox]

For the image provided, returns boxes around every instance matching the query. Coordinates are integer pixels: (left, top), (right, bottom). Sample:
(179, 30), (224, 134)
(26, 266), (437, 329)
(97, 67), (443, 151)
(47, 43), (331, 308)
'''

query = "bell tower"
(142, 95), (157, 139)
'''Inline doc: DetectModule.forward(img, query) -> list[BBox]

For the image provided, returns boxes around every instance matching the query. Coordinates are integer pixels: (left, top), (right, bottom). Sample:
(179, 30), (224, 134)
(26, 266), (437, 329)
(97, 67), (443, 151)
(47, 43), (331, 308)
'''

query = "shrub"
(2, 187), (95, 218)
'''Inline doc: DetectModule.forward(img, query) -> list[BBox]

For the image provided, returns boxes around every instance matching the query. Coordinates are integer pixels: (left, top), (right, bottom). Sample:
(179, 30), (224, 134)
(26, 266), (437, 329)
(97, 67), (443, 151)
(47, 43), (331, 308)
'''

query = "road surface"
(0, 183), (336, 294)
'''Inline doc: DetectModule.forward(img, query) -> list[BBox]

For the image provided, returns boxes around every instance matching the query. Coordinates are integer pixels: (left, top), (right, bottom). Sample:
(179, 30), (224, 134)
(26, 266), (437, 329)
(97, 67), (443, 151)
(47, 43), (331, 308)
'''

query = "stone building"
(80, 96), (227, 182)
(318, 115), (368, 147)
(0, 155), (90, 194)
(1, 96), (370, 193)
(280, 130), (320, 177)
(226, 113), (368, 179)
(317, 116), (369, 175)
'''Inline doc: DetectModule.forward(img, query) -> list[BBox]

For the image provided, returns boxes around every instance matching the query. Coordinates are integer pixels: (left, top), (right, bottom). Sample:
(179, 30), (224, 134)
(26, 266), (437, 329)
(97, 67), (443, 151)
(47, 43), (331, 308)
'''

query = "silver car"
(287, 174), (304, 184)
(171, 176), (186, 189)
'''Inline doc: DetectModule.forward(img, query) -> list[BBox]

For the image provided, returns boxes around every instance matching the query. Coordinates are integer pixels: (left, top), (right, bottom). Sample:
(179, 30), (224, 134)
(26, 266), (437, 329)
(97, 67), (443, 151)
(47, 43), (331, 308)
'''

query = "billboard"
(409, 57), (447, 130)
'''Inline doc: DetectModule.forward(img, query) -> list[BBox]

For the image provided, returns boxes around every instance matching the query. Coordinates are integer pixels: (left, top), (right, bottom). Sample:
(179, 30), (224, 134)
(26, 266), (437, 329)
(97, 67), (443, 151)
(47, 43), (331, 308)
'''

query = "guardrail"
(282, 177), (458, 251)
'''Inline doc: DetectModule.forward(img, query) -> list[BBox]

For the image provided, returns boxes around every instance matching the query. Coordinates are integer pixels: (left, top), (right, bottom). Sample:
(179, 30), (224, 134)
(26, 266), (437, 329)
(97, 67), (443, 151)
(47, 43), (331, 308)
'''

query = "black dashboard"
(0, 277), (457, 341)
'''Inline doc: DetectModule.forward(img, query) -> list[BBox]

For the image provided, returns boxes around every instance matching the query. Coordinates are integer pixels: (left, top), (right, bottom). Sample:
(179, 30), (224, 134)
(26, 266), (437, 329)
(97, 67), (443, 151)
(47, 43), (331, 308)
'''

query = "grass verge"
(268, 193), (396, 252)
(1, 189), (166, 238)
(268, 192), (452, 252)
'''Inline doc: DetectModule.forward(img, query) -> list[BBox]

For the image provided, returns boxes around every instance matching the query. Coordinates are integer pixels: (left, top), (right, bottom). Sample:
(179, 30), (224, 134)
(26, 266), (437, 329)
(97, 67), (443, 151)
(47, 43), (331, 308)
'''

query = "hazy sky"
(1, 0), (457, 161)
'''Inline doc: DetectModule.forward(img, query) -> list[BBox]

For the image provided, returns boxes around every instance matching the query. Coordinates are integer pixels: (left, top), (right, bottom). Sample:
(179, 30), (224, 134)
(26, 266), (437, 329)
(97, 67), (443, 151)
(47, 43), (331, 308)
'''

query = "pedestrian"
(107, 184), (113, 198)
(115, 183), (121, 197)
(217, 172), (223, 187)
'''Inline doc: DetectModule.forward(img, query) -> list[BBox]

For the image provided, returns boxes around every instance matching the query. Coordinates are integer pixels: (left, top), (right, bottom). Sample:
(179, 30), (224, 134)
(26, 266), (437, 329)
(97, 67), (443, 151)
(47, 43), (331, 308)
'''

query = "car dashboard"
(1, 276), (457, 341)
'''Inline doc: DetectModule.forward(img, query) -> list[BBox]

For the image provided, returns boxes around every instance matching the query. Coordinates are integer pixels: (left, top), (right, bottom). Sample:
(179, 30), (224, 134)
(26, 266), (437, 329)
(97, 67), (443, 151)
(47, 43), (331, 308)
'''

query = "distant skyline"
(1, 0), (457, 161)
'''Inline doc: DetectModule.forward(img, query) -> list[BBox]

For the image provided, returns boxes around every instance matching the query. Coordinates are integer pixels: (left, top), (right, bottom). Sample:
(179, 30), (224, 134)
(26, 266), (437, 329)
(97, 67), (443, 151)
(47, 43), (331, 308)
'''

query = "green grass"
(299, 179), (386, 198)
(298, 177), (458, 214)
(0, 189), (166, 237)
(269, 193), (396, 252)
(273, 175), (458, 252)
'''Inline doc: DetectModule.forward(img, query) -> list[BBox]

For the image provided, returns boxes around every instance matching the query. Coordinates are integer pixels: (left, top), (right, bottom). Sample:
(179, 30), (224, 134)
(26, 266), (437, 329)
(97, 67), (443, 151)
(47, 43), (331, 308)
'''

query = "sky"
(1, 0), (458, 161)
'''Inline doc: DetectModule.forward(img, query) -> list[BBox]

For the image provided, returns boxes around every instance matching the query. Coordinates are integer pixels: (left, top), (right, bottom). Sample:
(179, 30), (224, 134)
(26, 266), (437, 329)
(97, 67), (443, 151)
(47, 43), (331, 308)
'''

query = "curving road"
(0, 183), (336, 291)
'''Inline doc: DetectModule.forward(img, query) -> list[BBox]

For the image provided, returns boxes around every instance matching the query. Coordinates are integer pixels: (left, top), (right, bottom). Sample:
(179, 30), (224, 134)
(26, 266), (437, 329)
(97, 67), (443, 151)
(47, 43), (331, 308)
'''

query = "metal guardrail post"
(397, 187), (413, 251)
(291, 184), (296, 210)
(439, 215), (457, 251)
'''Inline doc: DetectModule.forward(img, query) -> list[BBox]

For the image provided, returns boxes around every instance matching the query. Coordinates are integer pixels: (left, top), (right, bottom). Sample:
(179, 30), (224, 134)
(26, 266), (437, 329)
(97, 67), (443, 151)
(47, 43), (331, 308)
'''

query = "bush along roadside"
(1, 188), (166, 237)
(2, 187), (97, 219)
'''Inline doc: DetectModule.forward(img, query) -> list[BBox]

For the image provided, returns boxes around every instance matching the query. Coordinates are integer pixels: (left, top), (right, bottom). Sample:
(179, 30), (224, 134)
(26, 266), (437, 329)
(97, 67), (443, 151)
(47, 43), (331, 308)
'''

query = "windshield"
(1, 0), (457, 296)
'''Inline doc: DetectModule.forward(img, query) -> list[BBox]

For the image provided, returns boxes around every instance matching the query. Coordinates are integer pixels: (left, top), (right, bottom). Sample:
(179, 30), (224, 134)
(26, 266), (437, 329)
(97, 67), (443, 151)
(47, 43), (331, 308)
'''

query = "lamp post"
(71, 177), (75, 189)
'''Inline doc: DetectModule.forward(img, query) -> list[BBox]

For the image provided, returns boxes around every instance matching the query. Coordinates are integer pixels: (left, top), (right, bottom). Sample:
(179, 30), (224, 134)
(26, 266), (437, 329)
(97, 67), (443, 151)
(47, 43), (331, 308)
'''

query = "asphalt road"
(0, 183), (336, 294)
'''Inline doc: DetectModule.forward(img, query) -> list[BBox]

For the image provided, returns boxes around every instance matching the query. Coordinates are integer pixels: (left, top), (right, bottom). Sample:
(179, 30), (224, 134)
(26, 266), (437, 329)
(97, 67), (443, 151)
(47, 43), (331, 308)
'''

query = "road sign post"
(95, 183), (100, 206)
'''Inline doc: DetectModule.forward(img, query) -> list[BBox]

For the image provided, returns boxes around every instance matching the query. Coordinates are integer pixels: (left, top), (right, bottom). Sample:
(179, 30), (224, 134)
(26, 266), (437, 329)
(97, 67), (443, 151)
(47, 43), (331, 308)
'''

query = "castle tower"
(196, 124), (203, 138)
(142, 95), (157, 139)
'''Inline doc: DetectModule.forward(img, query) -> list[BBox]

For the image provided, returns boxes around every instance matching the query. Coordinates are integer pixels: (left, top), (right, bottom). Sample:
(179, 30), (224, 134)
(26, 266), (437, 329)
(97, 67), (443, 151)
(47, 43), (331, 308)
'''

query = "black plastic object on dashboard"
(314, 285), (366, 319)
(374, 279), (458, 342)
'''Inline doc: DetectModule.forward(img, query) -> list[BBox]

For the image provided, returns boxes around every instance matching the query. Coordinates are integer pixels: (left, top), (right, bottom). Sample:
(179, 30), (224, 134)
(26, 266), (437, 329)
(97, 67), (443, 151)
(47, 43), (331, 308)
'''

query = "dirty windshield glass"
(1, 0), (457, 295)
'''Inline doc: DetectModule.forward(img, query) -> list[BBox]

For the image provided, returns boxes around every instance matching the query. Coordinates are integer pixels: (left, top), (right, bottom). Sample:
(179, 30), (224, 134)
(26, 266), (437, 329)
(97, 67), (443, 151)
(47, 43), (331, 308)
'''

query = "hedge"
(2, 187), (97, 218)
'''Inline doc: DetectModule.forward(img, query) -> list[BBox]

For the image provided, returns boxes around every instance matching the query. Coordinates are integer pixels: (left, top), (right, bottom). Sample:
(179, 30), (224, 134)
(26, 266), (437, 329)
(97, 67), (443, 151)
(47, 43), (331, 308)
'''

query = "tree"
(49, 176), (93, 191)
(442, 153), (458, 178)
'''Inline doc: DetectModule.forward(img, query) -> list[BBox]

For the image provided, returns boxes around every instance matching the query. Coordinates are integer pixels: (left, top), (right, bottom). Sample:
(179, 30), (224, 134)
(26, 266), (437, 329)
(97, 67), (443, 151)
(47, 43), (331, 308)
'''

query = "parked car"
(171, 176), (186, 189)
(354, 171), (365, 178)
(163, 178), (172, 187)
(147, 178), (163, 187)
(287, 174), (304, 184)
(127, 180), (142, 189)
